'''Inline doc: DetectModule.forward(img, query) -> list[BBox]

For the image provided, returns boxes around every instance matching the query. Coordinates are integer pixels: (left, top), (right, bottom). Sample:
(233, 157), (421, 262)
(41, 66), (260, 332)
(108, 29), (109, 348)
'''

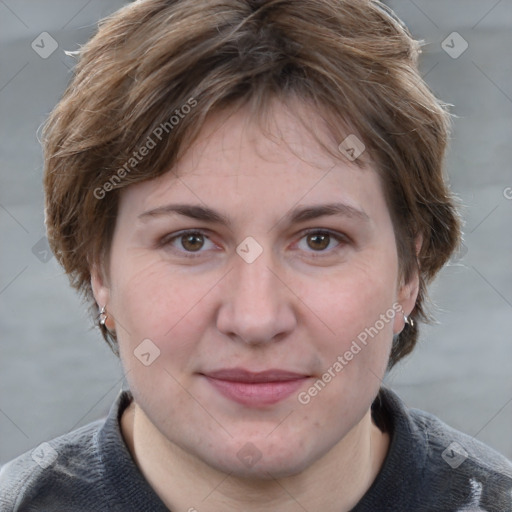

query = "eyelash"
(157, 229), (349, 259)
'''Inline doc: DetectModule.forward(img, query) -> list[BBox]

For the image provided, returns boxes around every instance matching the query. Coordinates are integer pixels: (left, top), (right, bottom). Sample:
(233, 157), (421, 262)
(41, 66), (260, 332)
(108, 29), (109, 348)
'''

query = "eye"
(295, 229), (348, 256)
(158, 230), (216, 257)
(158, 228), (349, 259)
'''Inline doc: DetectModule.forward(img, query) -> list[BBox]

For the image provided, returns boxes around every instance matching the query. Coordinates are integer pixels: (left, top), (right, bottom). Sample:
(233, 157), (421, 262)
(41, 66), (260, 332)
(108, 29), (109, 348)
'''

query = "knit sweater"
(1, 387), (511, 511)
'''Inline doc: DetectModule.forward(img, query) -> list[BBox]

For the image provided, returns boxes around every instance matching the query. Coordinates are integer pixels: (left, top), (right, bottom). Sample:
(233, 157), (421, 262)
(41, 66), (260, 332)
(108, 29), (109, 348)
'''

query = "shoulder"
(376, 387), (512, 511)
(410, 405), (512, 505)
(0, 419), (105, 512)
(0, 390), (168, 512)
(410, 404), (512, 474)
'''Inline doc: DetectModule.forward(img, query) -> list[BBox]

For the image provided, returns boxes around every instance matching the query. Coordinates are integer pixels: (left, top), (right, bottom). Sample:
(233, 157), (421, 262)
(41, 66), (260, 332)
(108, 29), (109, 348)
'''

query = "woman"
(1, 0), (511, 510)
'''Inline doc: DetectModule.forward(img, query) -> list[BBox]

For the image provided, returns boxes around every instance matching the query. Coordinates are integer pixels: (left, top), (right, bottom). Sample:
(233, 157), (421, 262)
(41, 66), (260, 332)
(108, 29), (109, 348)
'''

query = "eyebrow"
(138, 202), (370, 228)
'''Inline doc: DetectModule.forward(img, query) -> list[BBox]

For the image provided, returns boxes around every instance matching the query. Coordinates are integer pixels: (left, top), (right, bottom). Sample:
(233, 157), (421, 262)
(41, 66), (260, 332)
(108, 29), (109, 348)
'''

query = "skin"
(91, 100), (419, 512)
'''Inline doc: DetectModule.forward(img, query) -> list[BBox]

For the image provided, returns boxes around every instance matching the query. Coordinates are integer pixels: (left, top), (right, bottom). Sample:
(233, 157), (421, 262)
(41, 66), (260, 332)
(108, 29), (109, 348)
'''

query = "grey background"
(0, 0), (511, 465)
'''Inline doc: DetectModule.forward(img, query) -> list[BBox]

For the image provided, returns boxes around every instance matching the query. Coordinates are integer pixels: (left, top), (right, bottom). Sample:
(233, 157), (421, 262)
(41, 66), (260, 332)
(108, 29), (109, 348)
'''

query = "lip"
(202, 368), (310, 407)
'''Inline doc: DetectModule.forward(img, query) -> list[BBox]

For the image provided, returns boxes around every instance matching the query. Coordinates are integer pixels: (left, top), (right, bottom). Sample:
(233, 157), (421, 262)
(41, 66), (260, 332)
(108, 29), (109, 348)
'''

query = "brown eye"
(158, 229), (217, 258)
(180, 232), (205, 252)
(306, 232), (331, 251)
(294, 229), (348, 258)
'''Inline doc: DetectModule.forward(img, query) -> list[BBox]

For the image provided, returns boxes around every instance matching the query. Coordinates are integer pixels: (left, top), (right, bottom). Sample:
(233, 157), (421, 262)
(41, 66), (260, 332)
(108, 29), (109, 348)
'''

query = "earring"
(99, 305), (108, 326)
(404, 314), (414, 327)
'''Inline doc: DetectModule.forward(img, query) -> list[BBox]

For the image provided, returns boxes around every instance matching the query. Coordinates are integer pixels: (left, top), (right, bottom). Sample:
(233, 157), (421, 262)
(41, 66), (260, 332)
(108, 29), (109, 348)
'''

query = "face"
(92, 101), (418, 479)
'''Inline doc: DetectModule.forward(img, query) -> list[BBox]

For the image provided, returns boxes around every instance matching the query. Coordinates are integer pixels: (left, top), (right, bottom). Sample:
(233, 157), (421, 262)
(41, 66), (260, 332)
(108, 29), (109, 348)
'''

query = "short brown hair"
(43, 0), (461, 369)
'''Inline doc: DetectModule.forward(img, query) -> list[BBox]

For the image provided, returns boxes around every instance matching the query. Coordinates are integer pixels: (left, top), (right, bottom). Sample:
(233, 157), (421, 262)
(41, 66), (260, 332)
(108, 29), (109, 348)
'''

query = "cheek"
(296, 269), (395, 432)
(305, 252), (398, 346)
(110, 256), (213, 362)
(294, 256), (397, 419)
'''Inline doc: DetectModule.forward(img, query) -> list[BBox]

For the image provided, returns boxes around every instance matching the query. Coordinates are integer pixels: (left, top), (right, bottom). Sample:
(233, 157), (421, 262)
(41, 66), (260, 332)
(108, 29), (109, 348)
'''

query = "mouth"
(201, 368), (311, 407)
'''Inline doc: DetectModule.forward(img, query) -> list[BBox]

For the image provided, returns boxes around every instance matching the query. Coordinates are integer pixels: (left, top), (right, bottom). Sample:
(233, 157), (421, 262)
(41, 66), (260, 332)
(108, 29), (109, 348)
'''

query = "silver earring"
(404, 314), (414, 327)
(99, 305), (108, 326)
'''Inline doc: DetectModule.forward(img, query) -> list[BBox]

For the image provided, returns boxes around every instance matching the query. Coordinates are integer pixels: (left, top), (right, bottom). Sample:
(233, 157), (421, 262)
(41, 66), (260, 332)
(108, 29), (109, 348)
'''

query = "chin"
(197, 439), (320, 480)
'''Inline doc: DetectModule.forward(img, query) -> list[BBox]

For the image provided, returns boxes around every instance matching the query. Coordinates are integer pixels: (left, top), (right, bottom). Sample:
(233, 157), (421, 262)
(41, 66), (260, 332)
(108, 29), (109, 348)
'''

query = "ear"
(91, 264), (115, 331)
(393, 235), (422, 335)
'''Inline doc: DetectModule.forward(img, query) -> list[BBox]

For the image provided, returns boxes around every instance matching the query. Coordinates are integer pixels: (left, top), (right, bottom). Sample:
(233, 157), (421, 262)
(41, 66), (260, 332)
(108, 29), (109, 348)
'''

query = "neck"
(121, 401), (389, 512)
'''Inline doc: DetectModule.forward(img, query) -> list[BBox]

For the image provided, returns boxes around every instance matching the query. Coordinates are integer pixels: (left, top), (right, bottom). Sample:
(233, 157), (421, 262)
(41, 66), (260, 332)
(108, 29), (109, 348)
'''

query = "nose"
(216, 247), (297, 346)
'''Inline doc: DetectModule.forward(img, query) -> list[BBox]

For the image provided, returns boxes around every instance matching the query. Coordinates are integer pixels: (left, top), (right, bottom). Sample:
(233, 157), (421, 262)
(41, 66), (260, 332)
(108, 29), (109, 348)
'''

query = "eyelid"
(156, 229), (217, 256)
(298, 227), (350, 243)
(158, 228), (350, 258)
(292, 228), (350, 256)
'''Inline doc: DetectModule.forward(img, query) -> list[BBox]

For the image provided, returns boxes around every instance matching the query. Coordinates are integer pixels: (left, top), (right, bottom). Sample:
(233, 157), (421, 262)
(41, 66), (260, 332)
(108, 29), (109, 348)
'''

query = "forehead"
(118, 100), (385, 222)
(181, 101), (339, 171)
